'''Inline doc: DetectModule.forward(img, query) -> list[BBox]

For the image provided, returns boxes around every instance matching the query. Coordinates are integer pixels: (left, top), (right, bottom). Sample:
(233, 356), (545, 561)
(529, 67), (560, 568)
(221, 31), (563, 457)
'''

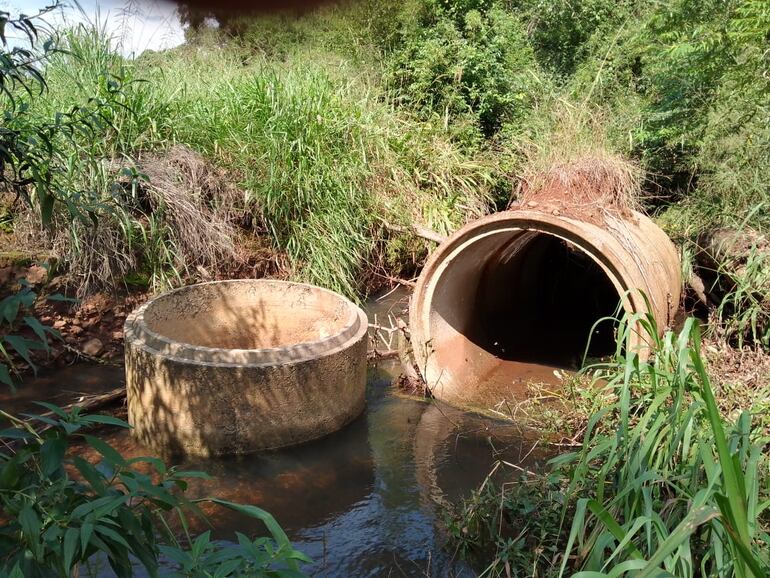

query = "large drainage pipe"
(409, 210), (681, 403)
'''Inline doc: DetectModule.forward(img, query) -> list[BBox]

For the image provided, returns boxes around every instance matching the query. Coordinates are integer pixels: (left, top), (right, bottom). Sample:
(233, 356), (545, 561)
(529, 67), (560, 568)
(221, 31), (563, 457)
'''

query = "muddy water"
(2, 289), (558, 577)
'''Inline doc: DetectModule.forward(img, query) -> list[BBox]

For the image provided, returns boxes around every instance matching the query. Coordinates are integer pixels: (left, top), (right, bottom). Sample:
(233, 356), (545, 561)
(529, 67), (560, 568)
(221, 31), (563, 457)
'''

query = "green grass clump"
(169, 65), (379, 297)
(12, 10), (499, 299)
(134, 29), (499, 297)
(450, 313), (770, 577)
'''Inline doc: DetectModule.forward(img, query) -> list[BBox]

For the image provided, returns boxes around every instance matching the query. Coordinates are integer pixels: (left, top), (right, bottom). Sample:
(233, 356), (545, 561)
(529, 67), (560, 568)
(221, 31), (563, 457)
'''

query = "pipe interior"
(430, 230), (621, 390)
(476, 232), (620, 364)
(143, 283), (351, 350)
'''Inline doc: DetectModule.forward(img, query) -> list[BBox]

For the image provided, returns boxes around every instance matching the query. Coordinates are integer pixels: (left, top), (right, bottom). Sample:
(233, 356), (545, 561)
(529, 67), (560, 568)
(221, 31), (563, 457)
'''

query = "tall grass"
(450, 312), (770, 577)
(135, 32), (499, 297)
(16, 17), (499, 298)
(170, 65), (378, 296)
(555, 313), (769, 577)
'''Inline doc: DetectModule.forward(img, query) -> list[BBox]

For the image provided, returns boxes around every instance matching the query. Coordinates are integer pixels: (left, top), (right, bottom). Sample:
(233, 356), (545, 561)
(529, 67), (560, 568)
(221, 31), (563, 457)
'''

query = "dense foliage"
(389, 0), (538, 138)
(0, 407), (309, 577)
(1, 9), (307, 577)
(4, 0), (768, 307)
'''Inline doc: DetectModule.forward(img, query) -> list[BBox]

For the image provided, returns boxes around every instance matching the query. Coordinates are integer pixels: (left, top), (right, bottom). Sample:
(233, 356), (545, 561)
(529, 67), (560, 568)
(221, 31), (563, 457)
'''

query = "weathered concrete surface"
(125, 280), (368, 457)
(410, 210), (681, 403)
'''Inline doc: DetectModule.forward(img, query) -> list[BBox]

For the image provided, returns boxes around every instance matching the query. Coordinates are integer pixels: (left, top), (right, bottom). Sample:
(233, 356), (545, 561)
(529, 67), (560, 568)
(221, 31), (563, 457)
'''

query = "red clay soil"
(511, 157), (641, 225)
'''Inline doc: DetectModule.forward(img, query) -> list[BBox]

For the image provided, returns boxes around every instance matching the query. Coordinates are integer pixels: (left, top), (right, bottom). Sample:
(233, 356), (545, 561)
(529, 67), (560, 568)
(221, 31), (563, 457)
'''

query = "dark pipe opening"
(470, 234), (621, 367)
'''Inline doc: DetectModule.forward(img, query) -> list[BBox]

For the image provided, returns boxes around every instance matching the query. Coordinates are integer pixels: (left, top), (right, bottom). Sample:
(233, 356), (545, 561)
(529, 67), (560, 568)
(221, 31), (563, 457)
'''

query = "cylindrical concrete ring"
(125, 279), (368, 457)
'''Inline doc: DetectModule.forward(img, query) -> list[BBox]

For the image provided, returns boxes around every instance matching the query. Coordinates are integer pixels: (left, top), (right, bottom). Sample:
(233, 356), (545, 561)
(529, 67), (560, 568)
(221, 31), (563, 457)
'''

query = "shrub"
(389, 0), (539, 138)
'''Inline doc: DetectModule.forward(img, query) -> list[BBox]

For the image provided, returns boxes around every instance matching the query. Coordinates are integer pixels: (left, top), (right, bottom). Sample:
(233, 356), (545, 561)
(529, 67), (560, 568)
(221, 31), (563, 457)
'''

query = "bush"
(389, 0), (539, 138)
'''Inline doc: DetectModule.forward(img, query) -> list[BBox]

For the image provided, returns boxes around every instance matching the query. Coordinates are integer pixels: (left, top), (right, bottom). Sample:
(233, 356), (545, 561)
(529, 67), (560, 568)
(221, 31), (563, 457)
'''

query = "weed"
(450, 314), (770, 576)
(0, 406), (310, 577)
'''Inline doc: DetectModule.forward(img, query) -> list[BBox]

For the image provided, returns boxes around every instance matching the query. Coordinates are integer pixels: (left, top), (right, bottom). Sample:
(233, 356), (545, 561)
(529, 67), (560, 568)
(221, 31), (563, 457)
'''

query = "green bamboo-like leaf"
(690, 323), (756, 576)
(63, 527), (79, 573)
(205, 498), (312, 567)
(0, 362), (13, 386)
(80, 521), (94, 552)
(33, 401), (68, 417)
(24, 316), (57, 345)
(637, 506), (720, 578)
(80, 415), (130, 429)
(84, 434), (127, 466)
(19, 504), (41, 543)
(73, 456), (107, 494)
(40, 437), (65, 476)
(586, 499), (644, 560)
(4, 335), (40, 367)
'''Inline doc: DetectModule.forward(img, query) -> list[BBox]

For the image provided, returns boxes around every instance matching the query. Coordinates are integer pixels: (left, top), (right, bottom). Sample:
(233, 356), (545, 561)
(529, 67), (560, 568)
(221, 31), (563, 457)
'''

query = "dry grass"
(516, 155), (642, 222)
(510, 100), (643, 223)
(15, 208), (138, 297)
(16, 146), (248, 297)
(138, 145), (244, 280)
(703, 340), (770, 439)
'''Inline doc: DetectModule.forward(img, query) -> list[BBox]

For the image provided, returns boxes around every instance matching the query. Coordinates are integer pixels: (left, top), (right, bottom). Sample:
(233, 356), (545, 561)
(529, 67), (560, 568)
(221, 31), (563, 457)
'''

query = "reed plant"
(556, 313), (769, 577)
(451, 311), (770, 577)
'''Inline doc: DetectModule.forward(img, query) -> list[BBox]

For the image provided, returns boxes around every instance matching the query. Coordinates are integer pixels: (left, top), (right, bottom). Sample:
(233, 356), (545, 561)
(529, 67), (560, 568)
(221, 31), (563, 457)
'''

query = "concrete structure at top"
(124, 279), (368, 457)
(409, 209), (681, 404)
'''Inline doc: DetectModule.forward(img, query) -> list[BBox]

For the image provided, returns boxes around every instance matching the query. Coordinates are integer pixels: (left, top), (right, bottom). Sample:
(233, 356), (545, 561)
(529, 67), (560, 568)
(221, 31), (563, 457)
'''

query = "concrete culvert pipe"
(409, 210), (681, 404)
(125, 279), (368, 457)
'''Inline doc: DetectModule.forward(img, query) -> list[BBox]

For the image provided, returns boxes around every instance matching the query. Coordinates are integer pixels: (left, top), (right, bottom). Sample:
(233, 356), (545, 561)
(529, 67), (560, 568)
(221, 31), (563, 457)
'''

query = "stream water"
(1, 289), (558, 577)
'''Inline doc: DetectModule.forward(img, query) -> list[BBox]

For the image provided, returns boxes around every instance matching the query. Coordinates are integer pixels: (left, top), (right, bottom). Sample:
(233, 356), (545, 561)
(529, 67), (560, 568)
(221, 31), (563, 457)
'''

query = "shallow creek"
(2, 289), (564, 577)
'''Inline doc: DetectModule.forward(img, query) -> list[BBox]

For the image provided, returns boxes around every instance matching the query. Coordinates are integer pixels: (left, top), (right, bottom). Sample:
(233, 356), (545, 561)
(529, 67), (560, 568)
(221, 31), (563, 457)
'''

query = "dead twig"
(381, 221), (447, 244)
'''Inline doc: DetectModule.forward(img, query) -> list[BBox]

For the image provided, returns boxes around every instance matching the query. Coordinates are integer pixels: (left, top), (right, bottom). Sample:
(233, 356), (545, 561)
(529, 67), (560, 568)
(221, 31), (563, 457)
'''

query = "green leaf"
(95, 524), (131, 549)
(71, 495), (127, 521)
(24, 316), (57, 344)
(47, 293), (78, 303)
(0, 427), (33, 440)
(158, 544), (192, 566)
(80, 415), (131, 429)
(0, 453), (22, 489)
(80, 521), (94, 551)
(0, 294), (21, 324)
(73, 456), (107, 494)
(33, 401), (68, 418)
(63, 527), (79, 572)
(637, 506), (720, 578)
(586, 499), (644, 560)
(40, 437), (66, 476)
(205, 498), (305, 570)
(19, 504), (41, 541)
(4, 335), (42, 366)
(39, 192), (55, 226)
(84, 434), (127, 467)
(0, 362), (12, 386)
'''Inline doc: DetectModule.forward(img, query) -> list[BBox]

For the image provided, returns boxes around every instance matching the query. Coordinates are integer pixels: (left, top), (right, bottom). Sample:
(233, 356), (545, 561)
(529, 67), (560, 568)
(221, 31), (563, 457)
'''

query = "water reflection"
(10, 359), (547, 576)
(174, 361), (545, 577)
